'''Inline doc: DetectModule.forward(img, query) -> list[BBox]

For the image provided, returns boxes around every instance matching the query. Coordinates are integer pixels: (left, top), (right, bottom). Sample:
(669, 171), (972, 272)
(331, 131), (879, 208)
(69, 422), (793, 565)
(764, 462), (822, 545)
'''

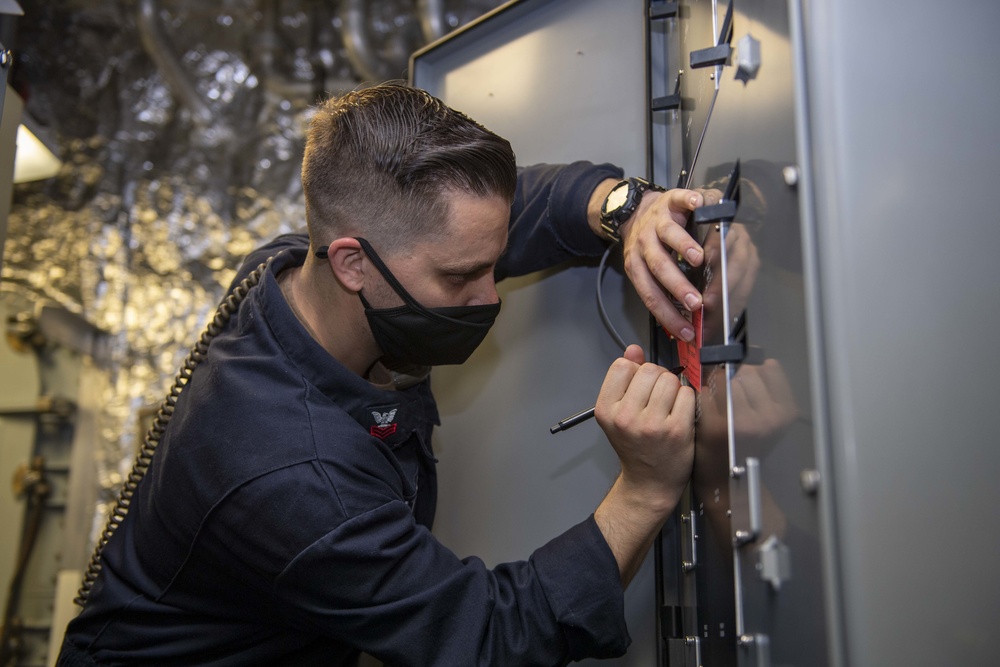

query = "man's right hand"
(592, 344), (695, 586)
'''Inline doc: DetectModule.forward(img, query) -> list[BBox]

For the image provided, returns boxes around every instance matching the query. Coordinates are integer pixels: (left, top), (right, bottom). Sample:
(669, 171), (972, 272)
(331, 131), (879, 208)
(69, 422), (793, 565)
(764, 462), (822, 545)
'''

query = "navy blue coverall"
(59, 162), (631, 666)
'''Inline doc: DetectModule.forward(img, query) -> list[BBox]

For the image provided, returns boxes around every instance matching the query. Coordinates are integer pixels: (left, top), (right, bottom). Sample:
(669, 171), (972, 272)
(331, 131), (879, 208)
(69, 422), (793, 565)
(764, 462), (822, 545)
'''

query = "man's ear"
(323, 238), (365, 292)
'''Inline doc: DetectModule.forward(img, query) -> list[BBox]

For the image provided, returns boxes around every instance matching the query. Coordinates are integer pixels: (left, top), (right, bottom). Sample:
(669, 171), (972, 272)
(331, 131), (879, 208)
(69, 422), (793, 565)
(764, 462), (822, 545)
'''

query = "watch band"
(599, 177), (666, 242)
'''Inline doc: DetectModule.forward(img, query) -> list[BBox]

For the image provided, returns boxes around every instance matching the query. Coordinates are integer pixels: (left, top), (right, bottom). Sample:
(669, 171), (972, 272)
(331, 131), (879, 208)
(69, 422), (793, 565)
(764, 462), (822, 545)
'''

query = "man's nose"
(467, 277), (499, 306)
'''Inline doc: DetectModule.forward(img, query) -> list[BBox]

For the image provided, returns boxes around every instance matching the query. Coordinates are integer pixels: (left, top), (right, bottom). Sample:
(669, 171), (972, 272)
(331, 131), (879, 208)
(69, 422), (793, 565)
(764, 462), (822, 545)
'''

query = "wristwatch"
(599, 177), (666, 242)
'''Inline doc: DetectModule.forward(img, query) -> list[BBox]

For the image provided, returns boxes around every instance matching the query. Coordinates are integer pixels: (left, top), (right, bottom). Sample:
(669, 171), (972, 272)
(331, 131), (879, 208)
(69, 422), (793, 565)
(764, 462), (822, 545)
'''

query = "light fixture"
(14, 115), (62, 183)
(0, 0), (60, 184)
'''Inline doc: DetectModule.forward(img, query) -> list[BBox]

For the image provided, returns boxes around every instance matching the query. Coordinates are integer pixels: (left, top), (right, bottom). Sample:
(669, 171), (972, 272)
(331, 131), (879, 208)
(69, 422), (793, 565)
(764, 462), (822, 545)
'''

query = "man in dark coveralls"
(58, 82), (708, 666)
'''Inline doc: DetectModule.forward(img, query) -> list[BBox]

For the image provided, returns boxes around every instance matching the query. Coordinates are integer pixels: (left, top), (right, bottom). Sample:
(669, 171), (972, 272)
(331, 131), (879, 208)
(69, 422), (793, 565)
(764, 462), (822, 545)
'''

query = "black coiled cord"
(75, 258), (273, 607)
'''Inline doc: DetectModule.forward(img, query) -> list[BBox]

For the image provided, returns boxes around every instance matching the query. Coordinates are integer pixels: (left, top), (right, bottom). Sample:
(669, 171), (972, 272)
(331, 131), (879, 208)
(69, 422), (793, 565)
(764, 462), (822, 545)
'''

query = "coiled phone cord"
(75, 257), (274, 607)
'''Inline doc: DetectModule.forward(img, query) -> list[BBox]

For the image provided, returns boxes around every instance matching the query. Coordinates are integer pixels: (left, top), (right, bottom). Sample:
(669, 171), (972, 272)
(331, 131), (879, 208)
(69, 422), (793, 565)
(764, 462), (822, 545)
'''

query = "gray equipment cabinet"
(414, 0), (1000, 666)
(653, 0), (1000, 665)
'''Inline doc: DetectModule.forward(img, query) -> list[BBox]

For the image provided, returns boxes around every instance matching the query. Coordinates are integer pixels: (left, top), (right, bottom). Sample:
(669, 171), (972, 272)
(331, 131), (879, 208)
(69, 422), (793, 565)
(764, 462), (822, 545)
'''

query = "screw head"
(783, 165), (800, 187)
(800, 469), (821, 494)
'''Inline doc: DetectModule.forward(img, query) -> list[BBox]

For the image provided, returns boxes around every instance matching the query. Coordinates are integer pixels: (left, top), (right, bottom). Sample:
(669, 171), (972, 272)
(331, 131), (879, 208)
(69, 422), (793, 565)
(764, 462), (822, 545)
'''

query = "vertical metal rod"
(711, 0), (722, 89)
(646, 3), (664, 663)
(717, 217), (747, 636)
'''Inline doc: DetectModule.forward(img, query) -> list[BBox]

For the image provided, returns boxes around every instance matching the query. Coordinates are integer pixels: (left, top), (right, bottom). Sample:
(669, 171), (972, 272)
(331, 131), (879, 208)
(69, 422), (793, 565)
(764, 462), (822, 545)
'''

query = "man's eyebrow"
(439, 258), (496, 274)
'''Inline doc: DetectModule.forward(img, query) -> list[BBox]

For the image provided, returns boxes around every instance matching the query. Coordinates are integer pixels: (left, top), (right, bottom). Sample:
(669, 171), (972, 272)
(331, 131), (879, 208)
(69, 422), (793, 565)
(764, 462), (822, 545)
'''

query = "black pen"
(549, 366), (686, 434)
(548, 406), (596, 434)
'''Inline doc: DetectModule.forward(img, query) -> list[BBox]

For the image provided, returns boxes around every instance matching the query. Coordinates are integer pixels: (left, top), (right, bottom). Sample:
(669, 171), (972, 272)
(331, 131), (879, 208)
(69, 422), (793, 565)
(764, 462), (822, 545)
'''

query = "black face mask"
(318, 238), (501, 367)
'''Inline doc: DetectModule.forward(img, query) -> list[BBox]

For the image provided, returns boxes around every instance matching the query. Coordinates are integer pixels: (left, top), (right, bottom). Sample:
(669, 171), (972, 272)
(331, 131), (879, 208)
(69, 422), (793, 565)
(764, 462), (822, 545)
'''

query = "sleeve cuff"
(530, 514), (631, 661)
(548, 161), (623, 258)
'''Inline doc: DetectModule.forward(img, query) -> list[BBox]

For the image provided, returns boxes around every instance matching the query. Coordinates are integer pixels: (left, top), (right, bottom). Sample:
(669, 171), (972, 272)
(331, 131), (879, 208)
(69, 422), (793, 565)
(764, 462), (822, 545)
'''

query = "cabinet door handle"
(690, 0), (734, 69)
(649, 1), (679, 20)
(692, 159), (740, 225)
(733, 457), (762, 546)
(652, 71), (682, 111)
(681, 510), (698, 571)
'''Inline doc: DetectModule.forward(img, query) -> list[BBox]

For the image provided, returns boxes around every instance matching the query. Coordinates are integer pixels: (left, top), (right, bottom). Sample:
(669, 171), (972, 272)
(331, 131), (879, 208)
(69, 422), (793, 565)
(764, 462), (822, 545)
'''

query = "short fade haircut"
(301, 82), (517, 254)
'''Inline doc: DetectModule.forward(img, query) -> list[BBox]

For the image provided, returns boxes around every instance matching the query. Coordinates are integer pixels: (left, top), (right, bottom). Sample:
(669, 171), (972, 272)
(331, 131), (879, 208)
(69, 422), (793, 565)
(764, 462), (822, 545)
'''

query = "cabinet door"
(656, 1), (829, 665)
(413, 2), (656, 665)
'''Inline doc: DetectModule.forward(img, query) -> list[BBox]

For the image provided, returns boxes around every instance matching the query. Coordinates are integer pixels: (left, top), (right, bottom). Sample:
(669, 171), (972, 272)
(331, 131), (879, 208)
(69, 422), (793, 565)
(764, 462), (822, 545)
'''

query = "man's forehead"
(422, 195), (510, 265)
(421, 225), (508, 269)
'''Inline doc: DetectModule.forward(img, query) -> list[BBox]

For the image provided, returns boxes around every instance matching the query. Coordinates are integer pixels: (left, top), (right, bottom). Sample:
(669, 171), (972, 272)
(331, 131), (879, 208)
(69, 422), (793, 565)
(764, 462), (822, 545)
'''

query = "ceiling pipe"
(417, 0), (448, 44)
(338, 0), (421, 83)
(136, 0), (214, 128)
(338, 0), (390, 82)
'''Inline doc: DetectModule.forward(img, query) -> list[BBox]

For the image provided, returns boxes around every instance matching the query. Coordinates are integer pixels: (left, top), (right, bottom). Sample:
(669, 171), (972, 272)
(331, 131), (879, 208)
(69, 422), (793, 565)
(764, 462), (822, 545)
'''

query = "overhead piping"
(136, 0), (214, 128)
(339, 0), (422, 83)
(338, 0), (390, 82)
(417, 0), (448, 43)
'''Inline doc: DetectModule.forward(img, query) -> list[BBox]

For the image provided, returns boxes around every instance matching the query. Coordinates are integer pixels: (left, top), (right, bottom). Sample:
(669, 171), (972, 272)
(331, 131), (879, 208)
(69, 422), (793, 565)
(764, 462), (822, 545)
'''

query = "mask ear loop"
(316, 238), (474, 322)
(352, 237), (427, 312)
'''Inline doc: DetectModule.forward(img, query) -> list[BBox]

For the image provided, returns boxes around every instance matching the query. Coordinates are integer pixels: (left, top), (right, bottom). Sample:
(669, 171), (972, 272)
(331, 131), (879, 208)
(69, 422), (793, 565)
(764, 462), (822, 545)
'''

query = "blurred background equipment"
(0, 1), (506, 664)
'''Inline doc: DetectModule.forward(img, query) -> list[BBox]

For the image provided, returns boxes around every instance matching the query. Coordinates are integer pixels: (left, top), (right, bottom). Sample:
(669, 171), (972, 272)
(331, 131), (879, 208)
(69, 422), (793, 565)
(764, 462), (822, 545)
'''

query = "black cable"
(596, 245), (629, 352)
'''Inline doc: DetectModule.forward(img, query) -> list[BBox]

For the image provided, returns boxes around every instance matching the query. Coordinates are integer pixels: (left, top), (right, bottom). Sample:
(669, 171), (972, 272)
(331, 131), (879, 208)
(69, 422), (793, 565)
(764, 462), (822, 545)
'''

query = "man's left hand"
(618, 188), (705, 342)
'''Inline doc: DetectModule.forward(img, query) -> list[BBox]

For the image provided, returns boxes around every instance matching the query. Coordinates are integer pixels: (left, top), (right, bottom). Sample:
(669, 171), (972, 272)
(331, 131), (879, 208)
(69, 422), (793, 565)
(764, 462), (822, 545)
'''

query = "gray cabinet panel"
(412, 1), (654, 665)
(660, 0), (1000, 664)
(800, 1), (1000, 665)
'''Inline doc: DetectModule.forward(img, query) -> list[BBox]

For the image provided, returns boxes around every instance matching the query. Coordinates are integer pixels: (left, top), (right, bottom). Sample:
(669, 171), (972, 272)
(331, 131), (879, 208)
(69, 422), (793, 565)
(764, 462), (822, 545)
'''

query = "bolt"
(783, 165), (799, 187)
(0, 50), (9, 68)
(800, 469), (821, 494)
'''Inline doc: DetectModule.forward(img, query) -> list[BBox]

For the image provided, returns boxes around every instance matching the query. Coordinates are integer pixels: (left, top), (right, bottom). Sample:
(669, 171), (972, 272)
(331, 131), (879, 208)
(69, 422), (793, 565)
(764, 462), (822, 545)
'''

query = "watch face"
(606, 181), (630, 213)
